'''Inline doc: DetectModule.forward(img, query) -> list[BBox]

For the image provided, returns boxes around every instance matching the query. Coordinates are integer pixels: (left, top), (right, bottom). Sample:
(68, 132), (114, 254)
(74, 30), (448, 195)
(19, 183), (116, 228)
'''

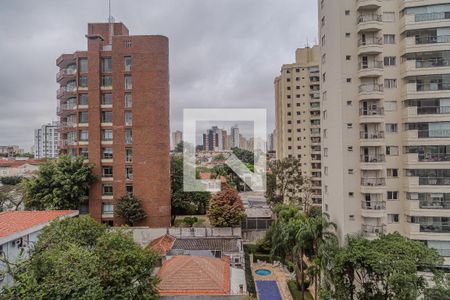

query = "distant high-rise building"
(267, 129), (276, 152)
(0, 145), (23, 157)
(34, 121), (59, 159)
(56, 21), (170, 227)
(275, 46), (322, 206)
(222, 130), (230, 150)
(319, 0), (450, 261)
(231, 125), (240, 148)
(202, 126), (225, 151)
(172, 130), (183, 150)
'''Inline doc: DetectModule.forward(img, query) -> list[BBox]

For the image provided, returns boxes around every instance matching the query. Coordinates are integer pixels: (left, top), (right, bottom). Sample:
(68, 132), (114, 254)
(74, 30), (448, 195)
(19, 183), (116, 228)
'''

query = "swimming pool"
(255, 269), (272, 276)
(256, 280), (282, 300)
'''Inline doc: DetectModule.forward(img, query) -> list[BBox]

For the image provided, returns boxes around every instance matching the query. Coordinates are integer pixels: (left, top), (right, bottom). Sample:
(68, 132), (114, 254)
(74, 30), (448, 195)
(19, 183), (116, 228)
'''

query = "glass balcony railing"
(360, 154), (385, 162)
(419, 177), (450, 185)
(417, 129), (450, 138)
(360, 107), (384, 116)
(362, 224), (385, 234)
(415, 59), (450, 68)
(358, 61), (383, 70)
(357, 14), (382, 23)
(416, 83), (450, 92)
(417, 106), (450, 114)
(361, 177), (385, 186)
(360, 131), (384, 139)
(417, 152), (450, 162)
(359, 83), (383, 93)
(415, 35), (450, 44)
(357, 37), (383, 47)
(419, 224), (450, 233)
(414, 11), (450, 22)
(361, 201), (386, 210)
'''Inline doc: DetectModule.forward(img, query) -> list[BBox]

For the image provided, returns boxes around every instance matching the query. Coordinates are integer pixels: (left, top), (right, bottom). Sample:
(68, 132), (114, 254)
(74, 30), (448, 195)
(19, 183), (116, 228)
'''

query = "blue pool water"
(255, 269), (272, 276)
(256, 280), (282, 300)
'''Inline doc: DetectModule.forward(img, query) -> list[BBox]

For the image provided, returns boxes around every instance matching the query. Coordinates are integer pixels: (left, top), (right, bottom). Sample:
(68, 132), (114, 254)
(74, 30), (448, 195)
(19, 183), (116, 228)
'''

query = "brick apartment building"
(56, 22), (170, 227)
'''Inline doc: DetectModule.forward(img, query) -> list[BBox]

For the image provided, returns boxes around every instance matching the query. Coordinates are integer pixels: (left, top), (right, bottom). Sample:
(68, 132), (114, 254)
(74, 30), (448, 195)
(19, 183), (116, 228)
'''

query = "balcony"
(56, 68), (77, 83)
(401, 12), (450, 32)
(358, 83), (383, 100)
(361, 177), (385, 187)
(310, 91), (320, 100)
(357, 14), (383, 32)
(401, 59), (450, 77)
(417, 129), (450, 139)
(357, 37), (383, 55)
(57, 86), (77, 99)
(361, 201), (386, 218)
(401, 35), (450, 54)
(362, 224), (386, 237)
(356, 0), (382, 10)
(419, 177), (450, 186)
(360, 154), (385, 163)
(403, 82), (450, 100)
(359, 106), (384, 123)
(358, 61), (383, 78)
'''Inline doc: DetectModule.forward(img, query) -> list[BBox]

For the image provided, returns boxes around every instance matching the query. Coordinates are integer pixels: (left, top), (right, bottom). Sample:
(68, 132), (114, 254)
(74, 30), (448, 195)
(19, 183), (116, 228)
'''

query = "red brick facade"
(57, 22), (170, 227)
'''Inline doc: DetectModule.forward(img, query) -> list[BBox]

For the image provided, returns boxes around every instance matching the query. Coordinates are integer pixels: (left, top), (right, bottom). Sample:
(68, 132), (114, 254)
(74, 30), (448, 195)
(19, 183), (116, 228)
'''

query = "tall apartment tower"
(319, 0), (450, 260)
(172, 130), (183, 150)
(34, 121), (59, 159)
(56, 22), (171, 227)
(275, 46), (322, 206)
(231, 125), (240, 148)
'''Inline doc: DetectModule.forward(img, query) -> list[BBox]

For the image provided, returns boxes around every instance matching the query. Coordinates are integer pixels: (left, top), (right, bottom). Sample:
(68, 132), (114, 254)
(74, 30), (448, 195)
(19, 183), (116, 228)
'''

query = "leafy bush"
(243, 244), (256, 296)
(0, 176), (22, 185)
(183, 216), (198, 227)
(288, 280), (312, 300)
(115, 195), (147, 226)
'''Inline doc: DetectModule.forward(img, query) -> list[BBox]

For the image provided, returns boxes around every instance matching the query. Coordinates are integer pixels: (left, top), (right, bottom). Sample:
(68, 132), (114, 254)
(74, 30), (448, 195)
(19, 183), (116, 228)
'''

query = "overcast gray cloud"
(0, 0), (317, 151)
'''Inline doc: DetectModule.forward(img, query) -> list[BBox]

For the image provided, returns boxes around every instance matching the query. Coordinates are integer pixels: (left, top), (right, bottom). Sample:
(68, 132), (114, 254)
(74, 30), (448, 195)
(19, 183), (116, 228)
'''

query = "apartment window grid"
(102, 148), (113, 159)
(102, 166), (113, 178)
(124, 56), (132, 72)
(102, 184), (113, 196)
(102, 129), (113, 141)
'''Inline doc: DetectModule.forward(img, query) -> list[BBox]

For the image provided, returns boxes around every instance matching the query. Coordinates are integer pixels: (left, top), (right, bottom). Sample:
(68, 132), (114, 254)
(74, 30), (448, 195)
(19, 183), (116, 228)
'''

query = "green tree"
(3, 216), (159, 300)
(268, 157), (304, 205)
(115, 194), (147, 226)
(207, 183), (245, 227)
(22, 155), (96, 210)
(231, 147), (254, 164)
(0, 176), (22, 185)
(171, 157), (210, 224)
(322, 233), (444, 300)
(174, 141), (184, 153)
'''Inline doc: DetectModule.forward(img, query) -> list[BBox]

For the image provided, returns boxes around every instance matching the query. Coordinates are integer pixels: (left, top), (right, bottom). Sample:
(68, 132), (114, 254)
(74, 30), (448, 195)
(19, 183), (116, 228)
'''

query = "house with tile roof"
(0, 210), (78, 287)
(0, 159), (42, 178)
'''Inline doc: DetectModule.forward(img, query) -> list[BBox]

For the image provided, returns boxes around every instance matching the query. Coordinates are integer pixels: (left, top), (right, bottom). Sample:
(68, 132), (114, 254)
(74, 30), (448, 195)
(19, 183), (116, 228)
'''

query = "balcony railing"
(415, 59), (450, 68)
(56, 68), (76, 80)
(417, 106), (450, 115)
(357, 37), (383, 47)
(417, 152), (450, 162)
(417, 129), (450, 138)
(357, 14), (382, 23)
(415, 11), (450, 22)
(419, 177), (450, 185)
(361, 201), (386, 210)
(362, 224), (385, 234)
(360, 107), (384, 116)
(361, 177), (385, 186)
(360, 154), (385, 163)
(416, 35), (450, 45)
(360, 131), (384, 139)
(416, 83), (450, 92)
(359, 83), (383, 93)
(419, 224), (450, 233)
(358, 61), (383, 70)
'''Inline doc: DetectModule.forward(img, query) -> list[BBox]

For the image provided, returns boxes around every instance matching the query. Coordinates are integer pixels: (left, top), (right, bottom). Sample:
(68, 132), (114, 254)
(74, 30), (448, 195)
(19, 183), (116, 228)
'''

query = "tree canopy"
(115, 194), (147, 226)
(267, 157), (304, 205)
(3, 216), (160, 300)
(22, 155), (96, 210)
(207, 183), (246, 227)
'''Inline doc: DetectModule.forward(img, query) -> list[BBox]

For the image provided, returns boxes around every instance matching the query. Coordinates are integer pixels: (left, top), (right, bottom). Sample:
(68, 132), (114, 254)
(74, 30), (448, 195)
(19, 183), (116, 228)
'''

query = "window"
(102, 93), (112, 105)
(79, 76), (88, 87)
(287, 78), (291, 82)
(345, 33), (351, 38)
(287, 86), (291, 91)
(385, 123), (398, 133)
(125, 129), (132, 144)
(124, 93), (132, 108)
(346, 55), (351, 60)
(101, 111), (113, 123)
(79, 130), (88, 141)
(101, 75), (112, 87)
(126, 184), (133, 195)
(102, 129), (113, 141)
(382, 12), (395, 22)
(324, 166), (328, 175)
(102, 166), (113, 177)
(384, 56), (396, 66)
(348, 169), (354, 174)
(388, 214), (399, 224)
(386, 146), (399, 156)
(102, 148), (113, 159)
(79, 94), (88, 105)
(347, 100), (352, 106)
(387, 168), (399, 178)
(345, 10), (350, 15)
(124, 75), (132, 89)
(126, 148), (133, 162)
(102, 184), (113, 196)
(102, 203), (114, 214)
(321, 16), (325, 27)
(79, 112), (88, 123)
(387, 191), (398, 200)
(321, 54), (326, 64)
(287, 112), (292, 116)
(347, 146), (353, 151)
(79, 58), (88, 73)
(324, 147), (328, 157)
(384, 79), (397, 88)
(347, 123), (353, 128)
(322, 72), (326, 82)
(321, 35), (325, 46)
(101, 57), (112, 73)
(384, 34), (395, 44)
(385, 101), (397, 111)
(80, 147), (88, 159)
(124, 111), (132, 126)
(124, 56), (132, 72)
(346, 78), (352, 83)
(349, 215), (355, 221)
(126, 166), (133, 180)
(349, 192), (354, 197)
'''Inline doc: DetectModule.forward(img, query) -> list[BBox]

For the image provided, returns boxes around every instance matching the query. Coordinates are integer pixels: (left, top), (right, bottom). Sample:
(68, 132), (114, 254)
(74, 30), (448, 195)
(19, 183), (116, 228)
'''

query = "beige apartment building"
(319, 0), (450, 262)
(275, 46), (322, 206)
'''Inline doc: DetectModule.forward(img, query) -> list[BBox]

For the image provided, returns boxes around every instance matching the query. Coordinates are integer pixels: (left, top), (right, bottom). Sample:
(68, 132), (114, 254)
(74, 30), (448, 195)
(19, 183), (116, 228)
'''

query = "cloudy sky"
(0, 0), (317, 151)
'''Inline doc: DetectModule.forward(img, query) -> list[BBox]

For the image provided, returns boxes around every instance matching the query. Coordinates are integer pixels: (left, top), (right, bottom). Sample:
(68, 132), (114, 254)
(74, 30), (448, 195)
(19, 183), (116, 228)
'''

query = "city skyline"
(0, 0), (316, 151)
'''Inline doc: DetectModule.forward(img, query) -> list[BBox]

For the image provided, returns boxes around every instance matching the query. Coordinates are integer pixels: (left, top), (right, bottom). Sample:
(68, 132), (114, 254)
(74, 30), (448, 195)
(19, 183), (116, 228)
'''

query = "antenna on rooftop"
(108, 0), (115, 44)
(306, 37), (310, 48)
